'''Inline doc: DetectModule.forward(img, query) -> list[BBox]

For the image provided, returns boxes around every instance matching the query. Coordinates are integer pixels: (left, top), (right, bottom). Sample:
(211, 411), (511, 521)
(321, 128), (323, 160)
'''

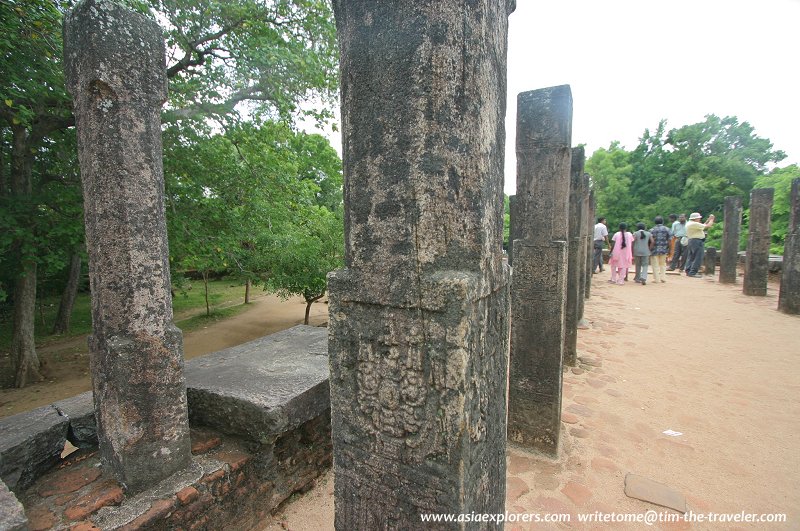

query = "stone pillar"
(508, 85), (572, 456)
(704, 247), (717, 276)
(509, 194), (518, 266)
(577, 173), (590, 323)
(564, 147), (584, 366)
(328, 1), (514, 526)
(719, 196), (743, 284)
(743, 188), (774, 296)
(64, 0), (190, 492)
(584, 189), (596, 299)
(778, 178), (800, 314)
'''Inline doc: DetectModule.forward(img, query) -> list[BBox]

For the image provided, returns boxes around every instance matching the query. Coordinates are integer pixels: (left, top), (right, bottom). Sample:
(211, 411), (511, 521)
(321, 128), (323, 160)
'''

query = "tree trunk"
(11, 261), (42, 388)
(303, 291), (324, 325)
(245, 279), (251, 304)
(52, 251), (82, 335)
(9, 124), (42, 388)
(202, 270), (210, 316)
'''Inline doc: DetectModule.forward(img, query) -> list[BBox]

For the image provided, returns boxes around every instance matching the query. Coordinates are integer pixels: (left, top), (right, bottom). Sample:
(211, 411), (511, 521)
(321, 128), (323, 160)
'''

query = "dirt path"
(0, 294), (328, 418)
(263, 271), (800, 530)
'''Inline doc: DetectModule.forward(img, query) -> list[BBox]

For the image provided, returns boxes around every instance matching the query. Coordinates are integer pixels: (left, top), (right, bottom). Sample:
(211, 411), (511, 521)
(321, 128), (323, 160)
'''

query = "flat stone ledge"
(0, 480), (27, 531)
(185, 324), (329, 444)
(0, 405), (68, 492)
(53, 392), (97, 447)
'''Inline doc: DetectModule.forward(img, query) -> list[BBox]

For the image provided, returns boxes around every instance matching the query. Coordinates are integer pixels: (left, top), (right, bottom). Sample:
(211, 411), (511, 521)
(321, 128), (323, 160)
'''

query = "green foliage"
(587, 115), (787, 239)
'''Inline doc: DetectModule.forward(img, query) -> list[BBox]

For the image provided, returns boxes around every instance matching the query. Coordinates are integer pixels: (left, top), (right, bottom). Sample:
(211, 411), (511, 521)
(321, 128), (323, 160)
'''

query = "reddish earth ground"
(3, 271), (799, 530)
(262, 271), (800, 530)
(0, 293), (329, 418)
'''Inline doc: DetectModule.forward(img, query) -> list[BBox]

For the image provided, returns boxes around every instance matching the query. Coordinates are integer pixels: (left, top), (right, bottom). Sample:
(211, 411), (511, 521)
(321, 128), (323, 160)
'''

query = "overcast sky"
(504, 0), (800, 194)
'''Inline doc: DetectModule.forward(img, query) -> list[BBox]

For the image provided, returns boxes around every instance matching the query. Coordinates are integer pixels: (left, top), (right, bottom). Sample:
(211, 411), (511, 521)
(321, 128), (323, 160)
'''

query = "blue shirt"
(651, 225), (670, 255)
(671, 221), (687, 238)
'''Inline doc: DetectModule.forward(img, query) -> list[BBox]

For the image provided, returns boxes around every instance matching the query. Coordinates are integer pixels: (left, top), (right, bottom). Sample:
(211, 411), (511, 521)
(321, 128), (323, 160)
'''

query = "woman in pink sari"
(608, 222), (633, 285)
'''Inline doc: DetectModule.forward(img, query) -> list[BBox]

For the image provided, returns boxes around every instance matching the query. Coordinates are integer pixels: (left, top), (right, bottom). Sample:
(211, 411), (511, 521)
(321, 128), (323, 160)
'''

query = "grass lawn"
(0, 278), (252, 350)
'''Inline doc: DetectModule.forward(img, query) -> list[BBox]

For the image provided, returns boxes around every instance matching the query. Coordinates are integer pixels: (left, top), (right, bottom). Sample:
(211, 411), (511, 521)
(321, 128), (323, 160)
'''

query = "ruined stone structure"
(719, 196), (743, 284)
(508, 85), (572, 456)
(778, 178), (800, 314)
(585, 190), (596, 299)
(64, 0), (190, 492)
(704, 247), (717, 276)
(743, 188), (774, 296)
(564, 147), (585, 366)
(577, 172), (591, 325)
(509, 194), (518, 266)
(328, 1), (514, 526)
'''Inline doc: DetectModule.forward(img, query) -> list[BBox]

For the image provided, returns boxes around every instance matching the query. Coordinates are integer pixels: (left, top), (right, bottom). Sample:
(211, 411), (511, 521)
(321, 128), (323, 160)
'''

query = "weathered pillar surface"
(704, 247), (717, 276)
(719, 196), (743, 284)
(577, 173), (590, 321)
(328, 1), (514, 527)
(743, 188), (774, 296)
(508, 85), (572, 456)
(778, 178), (800, 313)
(64, 0), (190, 492)
(564, 147), (584, 366)
(584, 189), (596, 299)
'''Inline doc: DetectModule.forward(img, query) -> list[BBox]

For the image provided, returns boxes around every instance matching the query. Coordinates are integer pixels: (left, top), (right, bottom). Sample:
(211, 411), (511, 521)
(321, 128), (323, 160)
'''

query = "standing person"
(668, 213), (688, 271)
(593, 217), (609, 273)
(632, 222), (654, 285)
(684, 212), (715, 277)
(650, 216), (671, 283)
(608, 222), (633, 286)
(666, 214), (678, 263)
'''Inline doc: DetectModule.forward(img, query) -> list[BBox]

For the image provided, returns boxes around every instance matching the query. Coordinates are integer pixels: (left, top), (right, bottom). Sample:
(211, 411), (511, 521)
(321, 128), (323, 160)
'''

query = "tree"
(1, 0), (338, 386)
(585, 141), (634, 229)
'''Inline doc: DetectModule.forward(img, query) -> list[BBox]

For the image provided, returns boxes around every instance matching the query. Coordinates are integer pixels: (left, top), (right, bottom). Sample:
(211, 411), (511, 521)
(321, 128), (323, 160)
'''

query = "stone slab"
(624, 473), (687, 513)
(0, 405), (68, 492)
(53, 391), (97, 447)
(185, 325), (329, 444)
(0, 480), (27, 531)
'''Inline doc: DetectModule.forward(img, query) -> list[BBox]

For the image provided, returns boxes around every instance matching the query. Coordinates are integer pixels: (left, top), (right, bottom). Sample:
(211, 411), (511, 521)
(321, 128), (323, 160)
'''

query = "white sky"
(504, 0), (800, 194)
(311, 0), (800, 195)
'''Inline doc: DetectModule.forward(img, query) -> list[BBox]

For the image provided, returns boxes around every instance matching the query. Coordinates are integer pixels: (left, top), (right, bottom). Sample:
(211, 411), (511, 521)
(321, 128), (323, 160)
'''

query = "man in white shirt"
(593, 217), (609, 273)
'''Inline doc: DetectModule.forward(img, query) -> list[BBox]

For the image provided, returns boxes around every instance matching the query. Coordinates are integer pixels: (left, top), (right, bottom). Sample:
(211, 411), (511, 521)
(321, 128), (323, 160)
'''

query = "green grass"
(0, 278), (251, 351)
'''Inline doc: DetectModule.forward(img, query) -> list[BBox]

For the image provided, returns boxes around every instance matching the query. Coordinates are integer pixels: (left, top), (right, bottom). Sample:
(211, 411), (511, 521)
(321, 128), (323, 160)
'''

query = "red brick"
(215, 449), (251, 472)
(27, 505), (57, 531)
(38, 465), (102, 497)
(54, 492), (79, 506)
(64, 480), (124, 521)
(188, 515), (209, 530)
(177, 486), (199, 505)
(561, 412), (579, 424)
(70, 522), (100, 531)
(591, 457), (618, 473)
(118, 499), (175, 530)
(506, 477), (530, 503)
(561, 480), (592, 507)
(191, 430), (222, 455)
(201, 469), (225, 485)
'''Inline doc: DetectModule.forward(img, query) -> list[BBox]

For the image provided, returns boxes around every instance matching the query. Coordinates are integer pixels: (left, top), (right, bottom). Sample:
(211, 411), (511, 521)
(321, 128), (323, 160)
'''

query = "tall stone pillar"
(704, 247), (717, 276)
(719, 196), (743, 284)
(577, 173), (590, 323)
(564, 147), (584, 366)
(778, 178), (800, 314)
(584, 189), (596, 299)
(508, 85), (572, 456)
(328, 1), (514, 526)
(743, 188), (774, 296)
(64, 0), (190, 492)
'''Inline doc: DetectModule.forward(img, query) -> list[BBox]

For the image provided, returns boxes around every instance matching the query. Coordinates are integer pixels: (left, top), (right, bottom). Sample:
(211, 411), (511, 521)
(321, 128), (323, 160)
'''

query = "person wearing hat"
(684, 212), (715, 277)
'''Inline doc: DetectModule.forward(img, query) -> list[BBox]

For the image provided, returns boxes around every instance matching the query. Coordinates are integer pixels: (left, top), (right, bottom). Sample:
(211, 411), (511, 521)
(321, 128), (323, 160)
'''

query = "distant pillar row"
(719, 196), (743, 284)
(508, 85), (572, 457)
(577, 172), (591, 323)
(778, 178), (800, 314)
(743, 188), (774, 296)
(584, 189), (596, 299)
(564, 147), (585, 367)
